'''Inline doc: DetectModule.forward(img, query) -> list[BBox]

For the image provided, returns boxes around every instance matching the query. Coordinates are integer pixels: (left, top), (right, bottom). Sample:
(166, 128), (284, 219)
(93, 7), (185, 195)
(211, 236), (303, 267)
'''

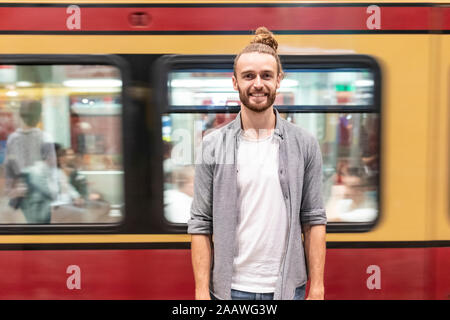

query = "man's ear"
(276, 73), (283, 90)
(232, 75), (238, 91)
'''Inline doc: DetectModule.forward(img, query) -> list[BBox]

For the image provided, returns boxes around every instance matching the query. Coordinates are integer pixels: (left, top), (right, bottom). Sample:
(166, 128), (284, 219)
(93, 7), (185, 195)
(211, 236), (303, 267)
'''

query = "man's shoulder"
(6, 130), (23, 142)
(7, 128), (48, 142)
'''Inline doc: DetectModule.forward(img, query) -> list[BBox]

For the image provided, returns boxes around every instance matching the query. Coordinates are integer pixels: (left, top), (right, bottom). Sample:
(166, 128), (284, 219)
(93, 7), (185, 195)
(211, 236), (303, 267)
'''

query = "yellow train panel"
(0, 33), (439, 243)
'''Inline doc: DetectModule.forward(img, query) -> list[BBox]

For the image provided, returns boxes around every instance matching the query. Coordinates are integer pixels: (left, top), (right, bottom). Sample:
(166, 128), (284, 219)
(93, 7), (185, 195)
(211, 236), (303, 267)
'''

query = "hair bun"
(251, 27), (278, 51)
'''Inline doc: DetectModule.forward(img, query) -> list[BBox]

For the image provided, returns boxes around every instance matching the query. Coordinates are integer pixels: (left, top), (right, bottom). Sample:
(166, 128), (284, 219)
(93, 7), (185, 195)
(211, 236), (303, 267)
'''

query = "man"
(188, 27), (327, 300)
(20, 143), (58, 224)
(4, 100), (56, 214)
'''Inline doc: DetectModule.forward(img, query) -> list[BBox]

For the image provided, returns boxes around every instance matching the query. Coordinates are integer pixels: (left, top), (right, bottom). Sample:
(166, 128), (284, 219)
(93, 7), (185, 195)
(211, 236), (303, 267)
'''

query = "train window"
(169, 69), (374, 110)
(157, 55), (381, 232)
(0, 63), (124, 225)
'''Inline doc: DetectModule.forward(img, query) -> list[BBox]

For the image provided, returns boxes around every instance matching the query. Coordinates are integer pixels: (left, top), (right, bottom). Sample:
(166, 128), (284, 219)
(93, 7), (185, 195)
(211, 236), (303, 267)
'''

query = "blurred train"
(0, 0), (448, 299)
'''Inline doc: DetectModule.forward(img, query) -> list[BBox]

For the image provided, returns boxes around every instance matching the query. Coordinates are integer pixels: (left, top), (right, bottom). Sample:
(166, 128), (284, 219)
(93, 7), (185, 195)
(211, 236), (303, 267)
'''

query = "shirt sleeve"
(300, 136), (327, 226)
(187, 135), (215, 235)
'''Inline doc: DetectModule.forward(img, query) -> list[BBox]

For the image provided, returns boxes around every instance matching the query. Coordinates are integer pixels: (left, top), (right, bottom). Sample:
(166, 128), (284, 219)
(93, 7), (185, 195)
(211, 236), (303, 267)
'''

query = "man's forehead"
(236, 52), (278, 73)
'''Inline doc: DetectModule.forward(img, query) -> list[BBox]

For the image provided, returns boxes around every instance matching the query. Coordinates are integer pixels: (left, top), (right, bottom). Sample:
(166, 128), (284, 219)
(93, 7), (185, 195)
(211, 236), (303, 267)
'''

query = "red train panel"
(0, 247), (447, 299)
(0, 6), (447, 32)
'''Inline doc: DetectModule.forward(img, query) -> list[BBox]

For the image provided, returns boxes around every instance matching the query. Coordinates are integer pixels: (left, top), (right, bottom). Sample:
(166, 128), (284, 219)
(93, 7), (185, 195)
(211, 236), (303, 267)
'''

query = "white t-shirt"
(231, 132), (288, 293)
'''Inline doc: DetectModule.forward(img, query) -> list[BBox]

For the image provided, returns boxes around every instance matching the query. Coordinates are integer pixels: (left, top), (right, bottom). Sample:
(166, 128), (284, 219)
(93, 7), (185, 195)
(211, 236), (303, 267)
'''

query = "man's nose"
(253, 75), (263, 89)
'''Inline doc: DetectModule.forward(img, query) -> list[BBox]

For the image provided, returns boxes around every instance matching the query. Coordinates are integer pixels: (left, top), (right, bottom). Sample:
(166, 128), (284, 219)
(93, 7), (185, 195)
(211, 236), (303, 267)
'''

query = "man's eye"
(244, 74), (253, 79)
(263, 73), (272, 79)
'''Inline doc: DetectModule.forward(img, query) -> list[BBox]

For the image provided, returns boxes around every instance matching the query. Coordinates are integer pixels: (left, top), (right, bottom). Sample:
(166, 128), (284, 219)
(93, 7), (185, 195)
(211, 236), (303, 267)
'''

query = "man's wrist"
(307, 282), (324, 300)
(195, 287), (211, 300)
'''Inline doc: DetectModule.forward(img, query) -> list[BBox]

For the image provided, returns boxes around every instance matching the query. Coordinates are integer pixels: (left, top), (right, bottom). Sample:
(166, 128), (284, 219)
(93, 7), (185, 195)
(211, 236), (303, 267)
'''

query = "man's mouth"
(249, 93), (267, 97)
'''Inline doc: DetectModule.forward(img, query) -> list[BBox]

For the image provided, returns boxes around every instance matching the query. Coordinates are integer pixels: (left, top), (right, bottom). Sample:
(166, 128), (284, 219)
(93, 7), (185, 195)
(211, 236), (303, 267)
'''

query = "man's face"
(64, 148), (77, 168)
(342, 175), (365, 203)
(232, 52), (281, 113)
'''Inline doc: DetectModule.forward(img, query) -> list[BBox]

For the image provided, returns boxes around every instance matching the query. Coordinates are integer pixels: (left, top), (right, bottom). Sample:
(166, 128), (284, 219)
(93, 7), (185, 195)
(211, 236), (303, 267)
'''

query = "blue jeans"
(211, 285), (306, 300)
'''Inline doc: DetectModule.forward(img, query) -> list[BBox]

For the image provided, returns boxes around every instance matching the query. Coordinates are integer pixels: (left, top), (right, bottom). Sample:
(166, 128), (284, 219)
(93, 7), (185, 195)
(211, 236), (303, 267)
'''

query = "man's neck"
(240, 105), (276, 139)
(21, 124), (35, 130)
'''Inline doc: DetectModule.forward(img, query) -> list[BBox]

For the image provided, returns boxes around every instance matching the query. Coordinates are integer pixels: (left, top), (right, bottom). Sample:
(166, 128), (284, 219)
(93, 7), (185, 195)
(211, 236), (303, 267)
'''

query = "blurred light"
(171, 79), (232, 88)
(279, 79), (299, 88)
(355, 79), (374, 87)
(16, 81), (33, 87)
(6, 90), (18, 97)
(63, 79), (122, 88)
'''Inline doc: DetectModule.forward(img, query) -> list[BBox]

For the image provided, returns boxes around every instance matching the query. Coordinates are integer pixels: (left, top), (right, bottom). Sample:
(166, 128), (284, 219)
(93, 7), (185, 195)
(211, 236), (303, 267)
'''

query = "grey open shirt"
(187, 109), (327, 300)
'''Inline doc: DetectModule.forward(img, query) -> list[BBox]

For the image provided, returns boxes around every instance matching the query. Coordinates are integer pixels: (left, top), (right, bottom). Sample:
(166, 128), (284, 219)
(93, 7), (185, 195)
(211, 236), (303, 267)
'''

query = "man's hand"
(306, 284), (324, 300)
(73, 197), (85, 207)
(10, 183), (27, 198)
(303, 224), (326, 300)
(191, 234), (213, 300)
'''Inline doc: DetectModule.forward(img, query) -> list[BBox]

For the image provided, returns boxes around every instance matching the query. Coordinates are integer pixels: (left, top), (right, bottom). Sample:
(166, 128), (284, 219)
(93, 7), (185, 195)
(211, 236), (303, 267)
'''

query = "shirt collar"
(231, 107), (285, 141)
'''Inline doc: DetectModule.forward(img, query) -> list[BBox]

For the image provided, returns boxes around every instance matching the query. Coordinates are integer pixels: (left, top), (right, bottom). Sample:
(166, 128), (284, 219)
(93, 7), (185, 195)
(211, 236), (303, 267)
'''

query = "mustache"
(248, 89), (268, 93)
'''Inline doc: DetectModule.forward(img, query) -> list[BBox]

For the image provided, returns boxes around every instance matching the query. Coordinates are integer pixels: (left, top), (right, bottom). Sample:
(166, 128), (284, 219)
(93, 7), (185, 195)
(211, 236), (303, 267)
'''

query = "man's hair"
(19, 100), (42, 127)
(233, 26), (284, 78)
(346, 167), (369, 188)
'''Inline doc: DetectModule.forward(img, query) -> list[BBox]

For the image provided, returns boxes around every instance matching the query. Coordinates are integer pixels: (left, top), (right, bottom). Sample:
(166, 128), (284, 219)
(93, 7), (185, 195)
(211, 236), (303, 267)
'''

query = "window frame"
(154, 54), (382, 233)
(0, 54), (134, 234)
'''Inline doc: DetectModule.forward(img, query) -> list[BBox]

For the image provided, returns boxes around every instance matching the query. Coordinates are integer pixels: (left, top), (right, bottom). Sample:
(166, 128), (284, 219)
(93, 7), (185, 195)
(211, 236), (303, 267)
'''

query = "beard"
(237, 85), (277, 113)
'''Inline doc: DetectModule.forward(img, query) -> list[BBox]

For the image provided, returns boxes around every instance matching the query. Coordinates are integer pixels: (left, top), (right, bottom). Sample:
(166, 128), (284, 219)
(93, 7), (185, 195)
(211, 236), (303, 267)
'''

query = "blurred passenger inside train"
(53, 143), (84, 207)
(57, 145), (88, 200)
(164, 166), (195, 224)
(211, 113), (237, 129)
(326, 167), (377, 223)
(19, 143), (59, 224)
(163, 140), (174, 189)
(360, 117), (379, 179)
(52, 144), (112, 223)
(4, 100), (56, 213)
